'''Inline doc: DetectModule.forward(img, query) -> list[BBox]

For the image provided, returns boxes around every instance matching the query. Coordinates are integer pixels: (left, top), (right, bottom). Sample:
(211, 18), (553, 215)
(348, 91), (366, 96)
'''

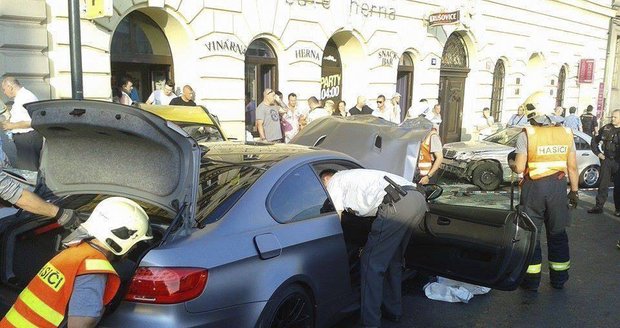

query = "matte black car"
(0, 101), (535, 327)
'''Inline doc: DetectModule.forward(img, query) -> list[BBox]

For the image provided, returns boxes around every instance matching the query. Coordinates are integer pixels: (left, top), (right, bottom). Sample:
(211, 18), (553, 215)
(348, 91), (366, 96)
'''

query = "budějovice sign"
(428, 11), (460, 27)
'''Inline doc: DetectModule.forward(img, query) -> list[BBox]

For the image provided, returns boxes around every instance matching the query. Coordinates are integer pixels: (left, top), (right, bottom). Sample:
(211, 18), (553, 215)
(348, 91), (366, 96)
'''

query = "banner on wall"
(578, 59), (595, 83)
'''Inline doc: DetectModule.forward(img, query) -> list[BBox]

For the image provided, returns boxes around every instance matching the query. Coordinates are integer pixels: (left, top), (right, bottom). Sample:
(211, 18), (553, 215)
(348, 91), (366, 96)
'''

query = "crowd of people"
(505, 103), (599, 137)
(112, 77), (196, 107)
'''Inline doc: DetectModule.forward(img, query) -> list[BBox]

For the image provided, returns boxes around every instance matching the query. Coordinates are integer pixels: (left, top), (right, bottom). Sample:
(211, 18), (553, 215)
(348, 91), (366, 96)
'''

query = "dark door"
(396, 70), (413, 121)
(439, 72), (467, 143)
(405, 203), (536, 290)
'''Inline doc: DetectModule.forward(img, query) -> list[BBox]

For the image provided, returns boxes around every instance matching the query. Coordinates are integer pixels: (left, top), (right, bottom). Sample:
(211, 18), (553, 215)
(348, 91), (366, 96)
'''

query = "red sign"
(579, 59), (595, 83)
(597, 82), (605, 115)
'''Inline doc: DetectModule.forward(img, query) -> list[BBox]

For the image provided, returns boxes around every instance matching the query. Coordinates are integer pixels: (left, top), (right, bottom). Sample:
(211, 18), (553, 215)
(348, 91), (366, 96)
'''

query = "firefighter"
(587, 109), (620, 216)
(0, 197), (152, 328)
(417, 125), (443, 185)
(508, 103), (578, 290)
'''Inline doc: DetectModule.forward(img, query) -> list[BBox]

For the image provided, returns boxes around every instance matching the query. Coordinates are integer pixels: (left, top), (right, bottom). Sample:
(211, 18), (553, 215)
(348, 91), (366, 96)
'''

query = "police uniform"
(516, 126), (573, 289)
(325, 169), (427, 327)
(589, 123), (620, 214)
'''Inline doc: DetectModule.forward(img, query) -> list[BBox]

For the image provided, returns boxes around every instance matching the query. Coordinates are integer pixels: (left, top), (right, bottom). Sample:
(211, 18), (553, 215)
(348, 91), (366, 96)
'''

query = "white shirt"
(326, 169), (415, 217)
(372, 107), (399, 123)
(428, 113), (442, 129)
(10, 87), (38, 133)
(147, 90), (176, 105)
(307, 107), (330, 123)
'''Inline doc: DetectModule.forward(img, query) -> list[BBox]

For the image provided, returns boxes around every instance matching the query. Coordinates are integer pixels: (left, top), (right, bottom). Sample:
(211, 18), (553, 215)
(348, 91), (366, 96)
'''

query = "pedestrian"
(587, 109), (620, 216)
(508, 103), (578, 290)
(255, 89), (283, 142)
(0, 77), (44, 171)
(475, 107), (496, 140)
(418, 126), (444, 185)
(245, 92), (256, 133)
(169, 85), (196, 106)
(406, 98), (430, 119)
(306, 96), (330, 123)
(145, 80), (176, 105)
(580, 105), (598, 137)
(349, 96), (373, 115)
(563, 106), (582, 132)
(506, 105), (528, 127)
(372, 95), (398, 123)
(118, 77), (133, 106)
(128, 76), (141, 103)
(0, 197), (152, 328)
(319, 168), (427, 328)
(281, 93), (303, 143)
(391, 92), (402, 123)
(427, 104), (442, 129)
(333, 100), (349, 117)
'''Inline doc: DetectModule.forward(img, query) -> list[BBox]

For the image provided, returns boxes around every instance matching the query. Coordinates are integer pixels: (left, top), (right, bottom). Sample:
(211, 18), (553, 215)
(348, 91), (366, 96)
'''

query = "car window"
(574, 135), (590, 151)
(179, 123), (224, 142)
(484, 128), (521, 147)
(269, 165), (334, 223)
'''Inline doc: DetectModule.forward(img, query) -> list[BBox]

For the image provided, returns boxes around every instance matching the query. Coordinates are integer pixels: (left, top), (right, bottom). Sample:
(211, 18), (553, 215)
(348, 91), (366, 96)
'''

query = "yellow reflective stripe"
(85, 259), (116, 273)
(528, 161), (567, 168)
(549, 261), (571, 271)
(19, 287), (64, 326)
(526, 264), (542, 274)
(4, 308), (38, 328)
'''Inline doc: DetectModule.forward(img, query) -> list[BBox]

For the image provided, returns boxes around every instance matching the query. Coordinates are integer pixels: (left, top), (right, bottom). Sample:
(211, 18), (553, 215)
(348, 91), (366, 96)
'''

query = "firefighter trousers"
(520, 175), (571, 289)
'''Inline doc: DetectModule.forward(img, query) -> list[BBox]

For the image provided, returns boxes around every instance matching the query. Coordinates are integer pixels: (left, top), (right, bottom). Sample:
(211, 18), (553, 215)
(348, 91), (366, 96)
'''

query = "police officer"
(0, 197), (152, 328)
(580, 105), (598, 137)
(509, 103), (578, 290)
(588, 109), (620, 216)
(319, 169), (427, 328)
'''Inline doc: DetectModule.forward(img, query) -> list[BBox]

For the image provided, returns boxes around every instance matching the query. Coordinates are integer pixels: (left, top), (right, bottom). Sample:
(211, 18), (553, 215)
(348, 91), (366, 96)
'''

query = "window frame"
(490, 59), (505, 122)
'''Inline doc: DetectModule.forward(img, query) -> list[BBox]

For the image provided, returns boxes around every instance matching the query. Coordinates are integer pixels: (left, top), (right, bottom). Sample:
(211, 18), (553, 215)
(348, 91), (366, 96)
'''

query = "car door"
(405, 202), (536, 291)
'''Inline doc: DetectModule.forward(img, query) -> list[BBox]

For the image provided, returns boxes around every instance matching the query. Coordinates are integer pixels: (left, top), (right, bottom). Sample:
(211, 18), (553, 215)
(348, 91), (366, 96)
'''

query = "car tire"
(471, 162), (502, 191)
(256, 284), (314, 328)
(579, 165), (600, 188)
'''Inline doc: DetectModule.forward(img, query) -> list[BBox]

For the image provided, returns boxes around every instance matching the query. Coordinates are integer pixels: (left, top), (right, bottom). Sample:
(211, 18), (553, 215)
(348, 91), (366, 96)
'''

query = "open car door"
(406, 203), (536, 291)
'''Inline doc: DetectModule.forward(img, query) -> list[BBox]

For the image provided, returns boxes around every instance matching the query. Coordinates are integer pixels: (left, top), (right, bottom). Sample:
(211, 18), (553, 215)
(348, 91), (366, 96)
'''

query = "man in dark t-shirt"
(349, 96), (373, 115)
(169, 85), (196, 106)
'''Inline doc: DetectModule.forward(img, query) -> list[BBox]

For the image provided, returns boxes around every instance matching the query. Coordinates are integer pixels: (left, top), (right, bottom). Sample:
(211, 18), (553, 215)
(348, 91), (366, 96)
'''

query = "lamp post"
(68, 0), (84, 100)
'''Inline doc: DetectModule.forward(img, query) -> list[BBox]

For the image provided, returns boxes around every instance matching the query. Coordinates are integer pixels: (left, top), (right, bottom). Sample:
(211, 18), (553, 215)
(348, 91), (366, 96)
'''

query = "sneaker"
(587, 207), (603, 214)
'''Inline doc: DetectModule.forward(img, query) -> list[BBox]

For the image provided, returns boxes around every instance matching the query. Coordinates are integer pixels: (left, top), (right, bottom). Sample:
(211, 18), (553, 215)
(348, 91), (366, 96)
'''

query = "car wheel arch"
(469, 160), (503, 191)
(256, 276), (318, 327)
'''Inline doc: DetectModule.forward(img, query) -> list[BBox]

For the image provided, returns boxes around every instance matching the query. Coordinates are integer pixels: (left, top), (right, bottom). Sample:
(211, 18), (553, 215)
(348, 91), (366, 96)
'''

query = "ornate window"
(556, 66), (566, 107)
(441, 34), (468, 69)
(490, 60), (505, 121)
(396, 53), (414, 121)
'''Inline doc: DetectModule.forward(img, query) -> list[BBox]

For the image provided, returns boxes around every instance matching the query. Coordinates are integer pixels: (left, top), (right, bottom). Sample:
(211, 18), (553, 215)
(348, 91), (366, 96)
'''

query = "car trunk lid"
(27, 99), (200, 214)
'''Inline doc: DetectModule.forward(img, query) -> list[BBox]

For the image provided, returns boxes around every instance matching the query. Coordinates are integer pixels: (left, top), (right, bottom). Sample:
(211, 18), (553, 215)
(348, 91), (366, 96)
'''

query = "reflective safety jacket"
(418, 130), (438, 177)
(0, 242), (120, 328)
(524, 126), (573, 180)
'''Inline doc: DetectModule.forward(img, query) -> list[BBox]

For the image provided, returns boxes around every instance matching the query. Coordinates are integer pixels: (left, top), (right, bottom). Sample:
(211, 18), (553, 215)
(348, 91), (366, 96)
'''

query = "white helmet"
(81, 197), (152, 256)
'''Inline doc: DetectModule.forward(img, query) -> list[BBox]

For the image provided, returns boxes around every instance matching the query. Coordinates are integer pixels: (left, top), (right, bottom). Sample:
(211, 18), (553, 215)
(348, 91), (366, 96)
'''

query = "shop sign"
(378, 49), (398, 67)
(285, 0), (331, 9)
(204, 39), (247, 57)
(320, 74), (341, 100)
(294, 48), (322, 64)
(597, 82), (605, 114)
(82, 0), (113, 19)
(350, 0), (396, 20)
(428, 11), (460, 27)
(578, 59), (595, 83)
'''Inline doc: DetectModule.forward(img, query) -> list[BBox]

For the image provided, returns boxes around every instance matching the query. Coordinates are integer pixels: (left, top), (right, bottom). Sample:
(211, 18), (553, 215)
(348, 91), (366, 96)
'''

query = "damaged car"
(0, 103), (535, 327)
(441, 127), (601, 190)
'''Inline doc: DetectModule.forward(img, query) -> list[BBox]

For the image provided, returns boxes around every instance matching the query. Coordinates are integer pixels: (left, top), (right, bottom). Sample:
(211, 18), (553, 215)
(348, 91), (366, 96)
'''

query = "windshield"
(484, 128), (521, 147)
(178, 123), (224, 142)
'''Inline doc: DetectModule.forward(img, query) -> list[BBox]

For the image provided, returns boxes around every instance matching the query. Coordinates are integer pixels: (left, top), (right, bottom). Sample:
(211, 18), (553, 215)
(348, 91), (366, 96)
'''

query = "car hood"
(292, 115), (432, 181)
(27, 100), (200, 213)
(444, 140), (514, 153)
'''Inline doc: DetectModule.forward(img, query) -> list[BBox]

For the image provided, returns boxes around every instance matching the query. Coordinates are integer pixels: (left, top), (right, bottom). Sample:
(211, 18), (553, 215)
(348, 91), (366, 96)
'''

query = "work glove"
(567, 190), (579, 208)
(54, 208), (80, 229)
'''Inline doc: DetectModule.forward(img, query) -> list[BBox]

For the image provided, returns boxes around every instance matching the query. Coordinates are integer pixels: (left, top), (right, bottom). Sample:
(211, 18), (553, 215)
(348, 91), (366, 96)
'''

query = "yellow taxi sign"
(83, 0), (113, 19)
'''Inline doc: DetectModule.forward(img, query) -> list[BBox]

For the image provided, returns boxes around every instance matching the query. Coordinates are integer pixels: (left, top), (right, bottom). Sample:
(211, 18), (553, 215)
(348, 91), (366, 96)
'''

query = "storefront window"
(556, 66), (566, 107)
(490, 59), (505, 121)
(245, 39), (278, 131)
(397, 53), (414, 121)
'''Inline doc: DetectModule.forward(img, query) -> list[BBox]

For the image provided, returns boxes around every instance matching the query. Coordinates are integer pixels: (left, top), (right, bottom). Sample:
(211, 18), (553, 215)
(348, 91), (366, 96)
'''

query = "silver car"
(0, 103), (535, 327)
(441, 127), (601, 191)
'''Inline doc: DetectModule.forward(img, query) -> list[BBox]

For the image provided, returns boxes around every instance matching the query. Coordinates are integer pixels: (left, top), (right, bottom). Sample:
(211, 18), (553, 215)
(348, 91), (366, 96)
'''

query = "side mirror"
(423, 184), (443, 201)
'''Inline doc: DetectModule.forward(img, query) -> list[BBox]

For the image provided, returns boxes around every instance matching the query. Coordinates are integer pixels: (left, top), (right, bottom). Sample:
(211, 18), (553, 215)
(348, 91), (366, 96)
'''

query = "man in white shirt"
(320, 168), (427, 328)
(406, 98), (430, 119)
(146, 80), (177, 105)
(306, 96), (329, 123)
(372, 95), (399, 123)
(1, 77), (43, 170)
(475, 107), (496, 140)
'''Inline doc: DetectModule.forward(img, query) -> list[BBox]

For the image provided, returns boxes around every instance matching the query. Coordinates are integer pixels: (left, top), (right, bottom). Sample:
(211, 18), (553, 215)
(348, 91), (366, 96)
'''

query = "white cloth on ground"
(423, 276), (491, 303)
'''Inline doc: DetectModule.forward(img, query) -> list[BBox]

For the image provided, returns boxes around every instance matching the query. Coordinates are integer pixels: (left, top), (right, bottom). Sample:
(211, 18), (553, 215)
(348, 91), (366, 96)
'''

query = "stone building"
(0, 0), (615, 141)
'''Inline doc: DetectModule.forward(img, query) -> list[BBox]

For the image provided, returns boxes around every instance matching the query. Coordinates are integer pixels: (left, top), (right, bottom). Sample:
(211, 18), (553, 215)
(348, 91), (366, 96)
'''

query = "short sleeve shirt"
(68, 273), (107, 318)
(430, 134), (442, 153)
(10, 87), (37, 134)
(256, 102), (283, 141)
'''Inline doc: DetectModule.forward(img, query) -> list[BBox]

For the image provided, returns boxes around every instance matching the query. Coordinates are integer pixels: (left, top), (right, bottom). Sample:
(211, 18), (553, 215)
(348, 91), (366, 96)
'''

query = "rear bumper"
(100, 301), (267, 327)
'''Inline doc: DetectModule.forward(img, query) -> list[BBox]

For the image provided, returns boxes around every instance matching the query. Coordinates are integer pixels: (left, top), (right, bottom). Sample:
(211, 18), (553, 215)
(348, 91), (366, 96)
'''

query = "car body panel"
(26, 99), (201, 214)
(442, 127), (601, 188)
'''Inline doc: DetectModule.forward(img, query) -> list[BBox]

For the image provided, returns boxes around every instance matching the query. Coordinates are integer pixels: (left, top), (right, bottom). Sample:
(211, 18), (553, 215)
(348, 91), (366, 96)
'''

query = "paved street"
(337, 188), (620, 328)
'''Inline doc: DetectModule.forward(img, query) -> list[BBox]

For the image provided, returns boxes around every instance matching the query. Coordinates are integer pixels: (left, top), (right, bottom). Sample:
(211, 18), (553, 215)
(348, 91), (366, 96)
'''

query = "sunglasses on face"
(377, 101), (383, 104)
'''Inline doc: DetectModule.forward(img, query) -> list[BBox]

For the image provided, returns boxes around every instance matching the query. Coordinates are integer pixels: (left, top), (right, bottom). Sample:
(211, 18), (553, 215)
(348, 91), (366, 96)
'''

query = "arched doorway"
(439, 33), (470, 142)
(111, 11), (173, 102)
(397, 53), (414, 121)
(245, 39), (278, 131)
(320, 39), (343, 105)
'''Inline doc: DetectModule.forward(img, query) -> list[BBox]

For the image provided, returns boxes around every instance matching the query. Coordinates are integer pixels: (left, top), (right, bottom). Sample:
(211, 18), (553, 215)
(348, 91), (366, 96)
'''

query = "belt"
(382, 185), (416, 204)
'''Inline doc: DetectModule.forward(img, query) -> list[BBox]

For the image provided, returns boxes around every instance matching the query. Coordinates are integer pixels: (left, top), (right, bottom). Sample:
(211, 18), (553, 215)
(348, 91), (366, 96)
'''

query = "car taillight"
(125, 267), (208, 304)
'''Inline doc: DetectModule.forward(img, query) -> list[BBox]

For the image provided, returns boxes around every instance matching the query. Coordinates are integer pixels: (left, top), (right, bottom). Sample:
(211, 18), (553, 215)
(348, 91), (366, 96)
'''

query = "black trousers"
(360, 191), (427, 327)
(594, 158), (620, 210)
(520, 175), (570, 288)
(13, 130), (43, 171)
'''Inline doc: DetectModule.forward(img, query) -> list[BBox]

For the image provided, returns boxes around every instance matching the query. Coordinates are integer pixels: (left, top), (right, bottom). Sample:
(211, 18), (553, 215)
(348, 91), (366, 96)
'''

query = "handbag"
(281, 116), (293, 133)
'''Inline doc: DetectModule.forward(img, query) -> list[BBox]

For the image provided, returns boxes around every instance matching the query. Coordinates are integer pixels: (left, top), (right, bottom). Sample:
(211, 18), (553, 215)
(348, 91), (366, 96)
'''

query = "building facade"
(0, 0), (615, 141)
